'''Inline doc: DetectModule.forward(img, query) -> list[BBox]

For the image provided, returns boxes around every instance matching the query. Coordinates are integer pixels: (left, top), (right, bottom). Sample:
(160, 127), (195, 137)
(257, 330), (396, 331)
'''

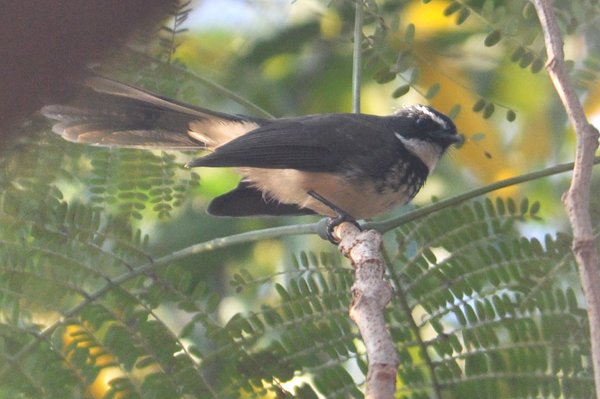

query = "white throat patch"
(394, 132), (443, 171)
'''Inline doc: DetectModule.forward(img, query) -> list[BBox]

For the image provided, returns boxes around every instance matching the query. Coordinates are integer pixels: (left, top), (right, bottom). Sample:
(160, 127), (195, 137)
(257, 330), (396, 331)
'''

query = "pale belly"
(240, 167), (413, 219)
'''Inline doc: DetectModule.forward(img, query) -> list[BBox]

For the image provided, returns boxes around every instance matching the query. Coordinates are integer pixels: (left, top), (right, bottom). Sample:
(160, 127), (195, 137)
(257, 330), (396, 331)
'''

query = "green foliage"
(2, 0), (599, 398)
(390, 197), (591, 398)
(158, 0), (192, 63)
(0, 130), (593, 397)
(84, 148), (200, 219)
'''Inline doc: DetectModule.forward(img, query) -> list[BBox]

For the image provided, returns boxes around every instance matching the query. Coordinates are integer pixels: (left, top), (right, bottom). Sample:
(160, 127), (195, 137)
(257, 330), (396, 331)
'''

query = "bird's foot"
(308, 190), (361, 243)
(325, 214), (362, 243)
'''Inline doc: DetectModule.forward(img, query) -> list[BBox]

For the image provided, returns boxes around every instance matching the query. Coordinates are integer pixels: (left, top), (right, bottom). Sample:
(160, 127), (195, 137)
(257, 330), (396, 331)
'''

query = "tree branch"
(335, 223), (399, 399)
(532, 1), (600, 397)
(369, 158), (600, 233)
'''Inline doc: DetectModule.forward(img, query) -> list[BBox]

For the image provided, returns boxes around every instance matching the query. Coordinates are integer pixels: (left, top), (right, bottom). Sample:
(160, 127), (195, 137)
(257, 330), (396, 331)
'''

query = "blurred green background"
(2, 0), (600, 397)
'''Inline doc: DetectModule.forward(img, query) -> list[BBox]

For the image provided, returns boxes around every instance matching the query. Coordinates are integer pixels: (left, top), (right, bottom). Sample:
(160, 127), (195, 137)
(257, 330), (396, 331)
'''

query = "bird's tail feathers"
(41, 76), (265, 149)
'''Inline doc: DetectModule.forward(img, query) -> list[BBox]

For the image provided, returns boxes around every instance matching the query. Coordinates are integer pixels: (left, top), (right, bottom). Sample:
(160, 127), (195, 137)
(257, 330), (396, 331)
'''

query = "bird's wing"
(188, 114), (393, 172)
(207, 181), (316, 216)
(41, 77), (265, 149)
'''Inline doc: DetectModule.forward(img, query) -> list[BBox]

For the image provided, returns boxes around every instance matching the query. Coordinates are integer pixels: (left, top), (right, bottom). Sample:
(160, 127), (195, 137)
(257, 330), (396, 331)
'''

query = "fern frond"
(159, 0), (193, 63)
(85, 147), (200, 220)
(387, 198), (592, 398)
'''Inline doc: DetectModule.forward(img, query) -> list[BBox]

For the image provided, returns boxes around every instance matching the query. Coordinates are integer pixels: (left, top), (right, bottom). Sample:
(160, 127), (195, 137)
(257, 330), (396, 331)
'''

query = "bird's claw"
(325, 214), (362, 244)
(308, 190), (362, 244)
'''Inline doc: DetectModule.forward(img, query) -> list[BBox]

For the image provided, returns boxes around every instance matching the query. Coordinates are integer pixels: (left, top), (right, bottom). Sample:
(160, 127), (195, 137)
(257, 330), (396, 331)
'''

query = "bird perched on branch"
(41, 77), (461, 241)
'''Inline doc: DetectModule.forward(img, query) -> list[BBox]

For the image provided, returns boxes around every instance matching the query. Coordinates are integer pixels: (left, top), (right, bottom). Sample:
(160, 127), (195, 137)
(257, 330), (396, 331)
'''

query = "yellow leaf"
(404, 0), (458, 38)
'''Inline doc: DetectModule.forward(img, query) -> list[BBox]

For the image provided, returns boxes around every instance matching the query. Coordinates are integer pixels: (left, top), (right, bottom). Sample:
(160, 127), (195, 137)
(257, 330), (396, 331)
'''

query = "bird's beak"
(437, 131), (464, 147)
(452, 133), (465, 146)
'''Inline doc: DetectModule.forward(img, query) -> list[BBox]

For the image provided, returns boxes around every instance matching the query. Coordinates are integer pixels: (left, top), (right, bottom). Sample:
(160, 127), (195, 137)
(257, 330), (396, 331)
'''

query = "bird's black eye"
(416, 117), (428, 127)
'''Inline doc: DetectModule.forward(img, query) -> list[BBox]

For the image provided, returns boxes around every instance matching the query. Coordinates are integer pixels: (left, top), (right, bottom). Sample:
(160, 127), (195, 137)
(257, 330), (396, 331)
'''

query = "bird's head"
(389, 104), (462, 170)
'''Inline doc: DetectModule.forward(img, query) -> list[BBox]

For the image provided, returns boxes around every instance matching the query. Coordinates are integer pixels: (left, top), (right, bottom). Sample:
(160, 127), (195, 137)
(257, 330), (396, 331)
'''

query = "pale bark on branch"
(335, 223), (399, 399)
(532, 1), (600, 397)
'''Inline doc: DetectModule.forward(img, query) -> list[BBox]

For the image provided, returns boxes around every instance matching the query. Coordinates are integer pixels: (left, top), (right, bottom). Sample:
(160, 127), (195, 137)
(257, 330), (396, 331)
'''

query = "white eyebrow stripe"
(412, 104), (449, 129)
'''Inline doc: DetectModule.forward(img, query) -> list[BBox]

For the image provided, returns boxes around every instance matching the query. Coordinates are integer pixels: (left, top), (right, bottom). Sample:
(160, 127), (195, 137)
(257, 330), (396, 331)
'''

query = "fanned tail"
(41, 77), (266, 149)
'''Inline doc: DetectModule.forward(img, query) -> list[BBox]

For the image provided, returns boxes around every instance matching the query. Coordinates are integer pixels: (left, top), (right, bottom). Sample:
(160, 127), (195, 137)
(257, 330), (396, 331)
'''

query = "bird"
(41, 76), (462, 241)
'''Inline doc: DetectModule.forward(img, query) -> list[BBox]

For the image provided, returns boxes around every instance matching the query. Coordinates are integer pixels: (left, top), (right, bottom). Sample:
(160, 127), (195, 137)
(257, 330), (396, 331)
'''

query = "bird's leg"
(307, 190), (362, 243)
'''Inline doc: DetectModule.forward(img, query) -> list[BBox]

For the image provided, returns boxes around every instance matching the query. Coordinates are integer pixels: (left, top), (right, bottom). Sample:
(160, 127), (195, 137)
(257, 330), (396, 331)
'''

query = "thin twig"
(531, 1), (600, 397)
(368, 157), (600, 233)
(352, 0), (363, 113)
(120, 48), (275, 118)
